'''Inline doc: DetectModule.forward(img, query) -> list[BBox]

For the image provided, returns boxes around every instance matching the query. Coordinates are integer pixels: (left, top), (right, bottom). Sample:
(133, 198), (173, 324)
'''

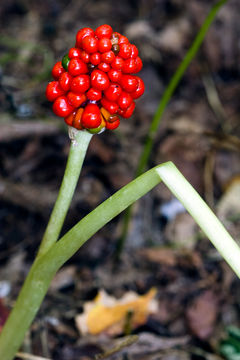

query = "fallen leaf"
(139, 248), (177, 267)
(186, 290), (218, 340)
(75, 288), (158, 336)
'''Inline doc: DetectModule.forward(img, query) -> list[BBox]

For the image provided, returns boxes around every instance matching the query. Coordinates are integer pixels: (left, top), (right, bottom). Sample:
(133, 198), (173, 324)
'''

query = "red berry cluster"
(46, 25), (144, 133)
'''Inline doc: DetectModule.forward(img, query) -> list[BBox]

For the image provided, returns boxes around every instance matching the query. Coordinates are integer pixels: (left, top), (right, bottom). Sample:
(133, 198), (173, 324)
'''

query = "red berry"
(131, 76), (145, 99)
(82, 36), (98, 53)
(120, 101), (135, 118)
(73, 108), (84, 130)
(46, 81), (65, 102)
(101, 50), (115, 63)
(105, 117), (120, 130)
(98, 62), (111, 72)
(108, 69), (122, 83)
(76, 27), (95, 47)
(91, 69), (110, 90)
(101, 97), (119, 114)
(80, 50), (90, 63)
(67, 92), (87, 107)
(111, 56), (124, 70)
(52, 61), (65, 80)
(134, 56), (143, 72)
(71, 75), (90, 93)
(53, 96), (74, 117)
(130, 44), (138, 58)
(81, 104), (101, 128)
(68, 58), (88, 76)
(122, 58), (137, 74)
(104, 83), (122, 102)
(68, 48), (81, 59)
(95, 24), (113, 39)
(98, 38), (112, 52)
(118, 91), (133, 110)
(118, 43), (131, 59)
(59, 72), (72, 92)
(64, 111), (75, 126)
(118, 35), (129, 45)
(90, 52), (101, 65)
(120, 74), (138, 92)
(87, 88), (102, 101)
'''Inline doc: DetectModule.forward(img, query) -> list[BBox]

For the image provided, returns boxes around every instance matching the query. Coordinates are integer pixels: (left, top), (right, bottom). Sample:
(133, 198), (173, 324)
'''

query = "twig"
(95, 335), (139, 360)
(16, 352), (52, 360)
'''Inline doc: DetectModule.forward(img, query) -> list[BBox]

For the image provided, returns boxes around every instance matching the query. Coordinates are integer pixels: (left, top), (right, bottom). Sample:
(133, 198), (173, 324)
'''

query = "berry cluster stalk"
(37, 129), (92, 257)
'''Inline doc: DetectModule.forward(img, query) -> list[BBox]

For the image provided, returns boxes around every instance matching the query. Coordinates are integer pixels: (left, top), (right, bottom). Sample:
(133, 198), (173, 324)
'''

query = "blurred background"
(0, 0), (240, 359)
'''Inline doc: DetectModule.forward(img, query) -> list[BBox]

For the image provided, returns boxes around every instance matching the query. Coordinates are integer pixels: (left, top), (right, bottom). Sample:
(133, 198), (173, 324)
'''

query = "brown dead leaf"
(186, 290), (218, 340)
(139, 248), (177, 267)
(75, 288), (158, 336)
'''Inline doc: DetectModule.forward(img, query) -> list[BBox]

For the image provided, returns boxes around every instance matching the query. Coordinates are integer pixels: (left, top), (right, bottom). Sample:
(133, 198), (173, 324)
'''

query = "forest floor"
(0, 0), (240, 359)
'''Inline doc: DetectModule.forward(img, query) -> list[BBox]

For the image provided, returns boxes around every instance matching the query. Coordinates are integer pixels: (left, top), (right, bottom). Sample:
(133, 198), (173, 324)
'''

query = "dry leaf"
(76, 288), (158, 336)
(186, 290), (218, 339)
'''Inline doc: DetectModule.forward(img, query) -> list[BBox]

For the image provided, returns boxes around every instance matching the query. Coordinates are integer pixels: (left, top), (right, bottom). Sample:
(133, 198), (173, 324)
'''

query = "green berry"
(62, 54), (70, 70)
(87, 123), (105, 134)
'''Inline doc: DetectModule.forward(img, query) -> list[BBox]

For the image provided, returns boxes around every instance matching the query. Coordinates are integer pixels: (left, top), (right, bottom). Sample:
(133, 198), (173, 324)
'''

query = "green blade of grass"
(117, 0), (228, 256)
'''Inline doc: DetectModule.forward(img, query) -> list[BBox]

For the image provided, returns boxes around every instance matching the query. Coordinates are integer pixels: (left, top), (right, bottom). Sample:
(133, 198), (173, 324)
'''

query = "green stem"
(1, 161), (240, 360)
(156, 162), (240, 278)
(137, 0), (227, 176)
(0, 164), (162, 360)
(117, 0), (228, 256)
(37, 129), (92, 257)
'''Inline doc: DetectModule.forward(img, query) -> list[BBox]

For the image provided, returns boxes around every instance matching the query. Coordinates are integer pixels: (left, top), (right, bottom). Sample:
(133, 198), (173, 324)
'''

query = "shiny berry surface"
(71, 75), (90, 93)
(46, 24), (144, 133)
(98, 38), (112, 52)
(87, 88), (102, 101)
(52, 61), (65, 79)
(69, 48), (81, 59)
(76, 27), (95, 47)
(67, 92), (86, 108)
(81, 104), (101, 128)
(82, 36), (98, 53)
(120, 75), (138, 92)
(53, 96), (74, 117)
(118, 92), (133, 110)
(104, 83), (122, 102)
(68, 59), (88, 76)
(131, 76), (145, 99)
(91, 70), (110, 91)
(101, 97), (119, 114)
(46, 81), (65, 101)
(95, 24), (112, 39)
(59, 72), (72, 92)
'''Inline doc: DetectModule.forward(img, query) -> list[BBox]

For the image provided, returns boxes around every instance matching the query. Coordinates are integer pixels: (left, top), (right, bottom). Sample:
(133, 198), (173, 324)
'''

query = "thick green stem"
(0, 161), (240, 360)
(37, 129), (92, 257)
(156, 163), (240, 278)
